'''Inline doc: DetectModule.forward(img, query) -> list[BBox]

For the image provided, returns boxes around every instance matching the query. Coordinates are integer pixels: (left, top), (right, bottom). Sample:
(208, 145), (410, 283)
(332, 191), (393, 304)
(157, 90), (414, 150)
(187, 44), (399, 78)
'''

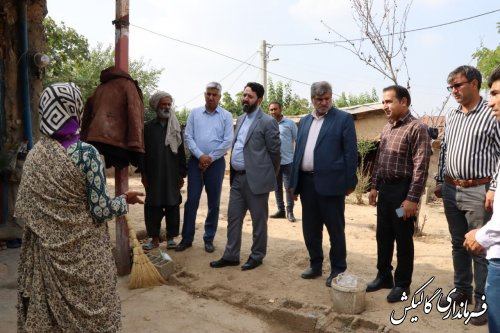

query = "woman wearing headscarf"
(15, 82), (144, 333)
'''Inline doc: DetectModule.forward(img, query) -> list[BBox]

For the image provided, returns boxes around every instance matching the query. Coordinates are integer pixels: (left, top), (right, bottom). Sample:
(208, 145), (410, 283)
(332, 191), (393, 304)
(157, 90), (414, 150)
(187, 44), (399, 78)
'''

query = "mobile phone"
(395, 207), (404, 218)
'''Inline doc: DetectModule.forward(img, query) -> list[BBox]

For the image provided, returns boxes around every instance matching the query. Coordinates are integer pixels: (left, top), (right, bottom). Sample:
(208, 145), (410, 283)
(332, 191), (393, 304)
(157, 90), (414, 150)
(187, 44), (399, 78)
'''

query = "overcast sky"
(46, 0), (499, 116)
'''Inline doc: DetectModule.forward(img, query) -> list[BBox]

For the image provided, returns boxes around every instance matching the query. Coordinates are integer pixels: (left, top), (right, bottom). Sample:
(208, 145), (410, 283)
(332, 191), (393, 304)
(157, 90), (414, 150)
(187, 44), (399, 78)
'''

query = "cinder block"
(146, 253), (175, 280)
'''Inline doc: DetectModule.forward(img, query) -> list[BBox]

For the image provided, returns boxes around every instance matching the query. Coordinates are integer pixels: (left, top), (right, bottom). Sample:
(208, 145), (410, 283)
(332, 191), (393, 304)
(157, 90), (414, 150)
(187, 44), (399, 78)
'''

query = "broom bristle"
(126, 217), (166, 289)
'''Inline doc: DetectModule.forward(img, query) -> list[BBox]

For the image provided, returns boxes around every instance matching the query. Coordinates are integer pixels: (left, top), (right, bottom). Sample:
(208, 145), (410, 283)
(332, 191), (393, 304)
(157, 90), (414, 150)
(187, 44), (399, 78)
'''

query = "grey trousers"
(223, 174), (269, 262)
(442, 182), (490, 300)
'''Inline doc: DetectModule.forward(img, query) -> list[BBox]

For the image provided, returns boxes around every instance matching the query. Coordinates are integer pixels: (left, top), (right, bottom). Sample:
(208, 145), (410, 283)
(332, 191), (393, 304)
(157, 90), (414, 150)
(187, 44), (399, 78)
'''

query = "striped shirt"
(371, 112), (432, 202)
(436, 98), (500, 190)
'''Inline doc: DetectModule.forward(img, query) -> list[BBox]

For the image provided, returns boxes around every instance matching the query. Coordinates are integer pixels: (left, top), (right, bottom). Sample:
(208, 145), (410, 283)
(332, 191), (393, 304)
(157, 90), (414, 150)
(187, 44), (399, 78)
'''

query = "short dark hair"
(269, 101), (282, 109)
(245, 82), (265, 99)
(488, 67), (500, 88)
(383, 85), (411, 106)
(447, 65), (482, 92)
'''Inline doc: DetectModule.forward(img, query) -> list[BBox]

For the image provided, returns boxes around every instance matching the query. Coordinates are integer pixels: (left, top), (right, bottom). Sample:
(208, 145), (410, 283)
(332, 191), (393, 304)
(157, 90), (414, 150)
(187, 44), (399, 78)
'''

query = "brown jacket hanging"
(81, 66), (145, 153)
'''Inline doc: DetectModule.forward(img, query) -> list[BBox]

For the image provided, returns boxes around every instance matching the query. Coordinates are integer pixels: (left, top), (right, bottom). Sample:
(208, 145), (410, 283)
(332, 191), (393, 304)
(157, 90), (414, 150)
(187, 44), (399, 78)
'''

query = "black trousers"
(376, 179), (415, 288)
(144, 204), (180, 239)
(299, 173), (347, 274)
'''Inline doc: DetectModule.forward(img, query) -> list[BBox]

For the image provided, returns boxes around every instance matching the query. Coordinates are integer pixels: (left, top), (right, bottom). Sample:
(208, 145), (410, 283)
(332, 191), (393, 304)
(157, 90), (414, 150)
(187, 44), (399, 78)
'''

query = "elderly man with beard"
(140, 91), (187, 250)
(210, 82), (280, 271)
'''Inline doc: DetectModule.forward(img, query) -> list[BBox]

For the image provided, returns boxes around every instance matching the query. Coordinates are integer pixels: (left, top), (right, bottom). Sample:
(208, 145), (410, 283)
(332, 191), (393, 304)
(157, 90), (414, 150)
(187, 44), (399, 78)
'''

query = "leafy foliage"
(335, 88), (379, 108)
(221, 91), (244, 117)
(263, 79), (312, 115)
(354, 139), (378, 204)
(472, 23), (500, 89)
(43, 17), (163, 104)
(44, 17), (90, 84)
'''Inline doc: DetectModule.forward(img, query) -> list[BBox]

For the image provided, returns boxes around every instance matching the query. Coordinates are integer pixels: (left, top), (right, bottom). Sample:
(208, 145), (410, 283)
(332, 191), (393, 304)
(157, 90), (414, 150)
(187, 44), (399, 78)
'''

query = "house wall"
(0, 0), (47, 236)
(352, 112), (386, 140)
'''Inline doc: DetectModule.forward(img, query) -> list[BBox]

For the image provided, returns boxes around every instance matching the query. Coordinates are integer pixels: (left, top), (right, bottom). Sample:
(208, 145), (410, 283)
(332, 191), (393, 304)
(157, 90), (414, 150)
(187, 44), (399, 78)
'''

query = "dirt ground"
(0, 173), (489, 333)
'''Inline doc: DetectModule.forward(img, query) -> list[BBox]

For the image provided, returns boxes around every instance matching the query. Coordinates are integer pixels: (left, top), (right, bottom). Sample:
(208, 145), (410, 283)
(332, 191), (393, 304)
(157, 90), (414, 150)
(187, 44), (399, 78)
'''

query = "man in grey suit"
(210, 82), (280, 271)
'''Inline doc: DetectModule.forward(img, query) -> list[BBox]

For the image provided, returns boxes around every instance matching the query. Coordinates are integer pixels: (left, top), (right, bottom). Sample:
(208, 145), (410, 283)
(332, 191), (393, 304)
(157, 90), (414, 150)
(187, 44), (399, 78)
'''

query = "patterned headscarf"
(39, 82), (84, 137)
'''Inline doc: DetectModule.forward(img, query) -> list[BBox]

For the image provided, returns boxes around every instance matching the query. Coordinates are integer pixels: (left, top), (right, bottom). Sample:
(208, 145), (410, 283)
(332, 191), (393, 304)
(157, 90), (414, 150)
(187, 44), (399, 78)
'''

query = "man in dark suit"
(210, 82), (280, 271)
(290, 81), (358, 287)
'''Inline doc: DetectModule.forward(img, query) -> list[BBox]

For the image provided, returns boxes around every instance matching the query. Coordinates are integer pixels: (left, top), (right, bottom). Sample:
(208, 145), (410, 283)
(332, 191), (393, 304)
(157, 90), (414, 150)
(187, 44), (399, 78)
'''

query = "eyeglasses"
(447, 81), (471, 92)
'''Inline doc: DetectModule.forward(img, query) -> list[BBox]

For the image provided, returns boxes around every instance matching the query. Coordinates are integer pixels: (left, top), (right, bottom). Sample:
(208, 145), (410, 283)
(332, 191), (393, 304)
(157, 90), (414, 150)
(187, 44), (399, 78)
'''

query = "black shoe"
(270, 210), (286, 219)
(438, 290), (472, 308)
(241, 258), (262, 271)
(387, 287), (410, 303)
(175, 241), (192, 252)
(287, 211), (296, 222)
(204, 242), (215, 253)
(366, 276), (394, 292)
(210, 258), (240, 268)
(469, 299), (488, 326)
(301, 268), (322, 279)
(326, 272), (342, 287)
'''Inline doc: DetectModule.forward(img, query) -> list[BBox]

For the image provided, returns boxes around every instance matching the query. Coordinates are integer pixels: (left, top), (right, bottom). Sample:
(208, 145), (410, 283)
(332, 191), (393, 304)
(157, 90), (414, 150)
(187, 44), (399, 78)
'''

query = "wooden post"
(114, 0), (130, 276)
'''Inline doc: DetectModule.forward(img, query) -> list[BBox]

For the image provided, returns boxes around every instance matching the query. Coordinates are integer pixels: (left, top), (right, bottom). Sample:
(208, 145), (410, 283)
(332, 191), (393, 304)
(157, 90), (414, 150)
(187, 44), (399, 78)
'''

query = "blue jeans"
(181, 157), (225, 243)
(274, 163), (294, 212)
(486, 259), (500, 332)
(442, 182), (490, 299)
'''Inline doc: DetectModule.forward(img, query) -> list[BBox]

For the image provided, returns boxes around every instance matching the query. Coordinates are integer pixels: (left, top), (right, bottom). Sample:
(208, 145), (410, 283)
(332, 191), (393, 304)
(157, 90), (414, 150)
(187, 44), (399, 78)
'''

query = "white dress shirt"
(476, 172), (500, 259)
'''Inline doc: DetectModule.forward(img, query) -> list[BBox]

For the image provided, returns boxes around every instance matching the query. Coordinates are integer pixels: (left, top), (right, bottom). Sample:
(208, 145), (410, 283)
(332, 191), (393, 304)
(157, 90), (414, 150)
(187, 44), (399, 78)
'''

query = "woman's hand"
(124, 190), (145, 204)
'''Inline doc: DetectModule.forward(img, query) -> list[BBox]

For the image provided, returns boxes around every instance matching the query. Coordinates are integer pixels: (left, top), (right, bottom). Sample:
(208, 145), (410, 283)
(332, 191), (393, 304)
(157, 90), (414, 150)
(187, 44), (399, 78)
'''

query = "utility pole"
(113, 0), (130, 276)
(261, 40), (267, 100)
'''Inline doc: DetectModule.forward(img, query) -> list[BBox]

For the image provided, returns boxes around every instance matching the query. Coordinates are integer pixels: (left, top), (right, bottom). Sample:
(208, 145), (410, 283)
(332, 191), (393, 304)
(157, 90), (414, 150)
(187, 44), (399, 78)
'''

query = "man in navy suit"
(290, 81), (358, 287)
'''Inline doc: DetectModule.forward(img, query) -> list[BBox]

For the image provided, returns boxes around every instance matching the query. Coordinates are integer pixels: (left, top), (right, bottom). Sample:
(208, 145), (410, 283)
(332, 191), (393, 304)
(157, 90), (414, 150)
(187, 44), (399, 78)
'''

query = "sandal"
(142, 240), (159, 251)
(166, 239), (177, 249)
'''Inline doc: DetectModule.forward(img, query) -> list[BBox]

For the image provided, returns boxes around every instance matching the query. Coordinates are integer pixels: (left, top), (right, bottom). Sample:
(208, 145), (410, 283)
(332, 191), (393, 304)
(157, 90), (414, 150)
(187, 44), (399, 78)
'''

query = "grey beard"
(157, 109), (170, 119)
(243, 104), (257, 114)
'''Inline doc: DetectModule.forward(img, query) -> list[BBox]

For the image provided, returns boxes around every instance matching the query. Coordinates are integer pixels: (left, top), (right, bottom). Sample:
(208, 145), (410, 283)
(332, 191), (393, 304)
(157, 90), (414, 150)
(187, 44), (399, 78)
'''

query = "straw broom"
(127, 217), (166, 289)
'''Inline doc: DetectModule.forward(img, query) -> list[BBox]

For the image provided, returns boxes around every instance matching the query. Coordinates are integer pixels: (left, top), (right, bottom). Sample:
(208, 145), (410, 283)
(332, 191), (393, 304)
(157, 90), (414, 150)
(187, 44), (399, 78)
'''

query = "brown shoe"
(469, 299), (488, 326)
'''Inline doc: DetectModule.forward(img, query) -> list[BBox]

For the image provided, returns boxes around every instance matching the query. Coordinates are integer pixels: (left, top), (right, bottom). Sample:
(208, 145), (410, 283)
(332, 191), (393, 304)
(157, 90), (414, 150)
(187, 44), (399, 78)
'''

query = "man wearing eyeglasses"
(434, 65), (500, 326)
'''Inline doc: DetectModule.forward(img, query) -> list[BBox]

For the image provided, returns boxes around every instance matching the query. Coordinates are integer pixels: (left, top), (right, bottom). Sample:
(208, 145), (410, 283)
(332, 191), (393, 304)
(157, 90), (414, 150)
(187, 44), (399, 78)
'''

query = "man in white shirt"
(464, 67), (500, 333)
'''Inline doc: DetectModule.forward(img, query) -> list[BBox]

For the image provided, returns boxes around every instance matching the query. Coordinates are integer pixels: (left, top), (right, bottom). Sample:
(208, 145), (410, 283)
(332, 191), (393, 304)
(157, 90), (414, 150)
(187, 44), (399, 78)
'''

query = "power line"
(130, 23), (311, 87)
(178, 51), (259, 107)
(226, 52), (259, 91)
(271, 8), (500, 47)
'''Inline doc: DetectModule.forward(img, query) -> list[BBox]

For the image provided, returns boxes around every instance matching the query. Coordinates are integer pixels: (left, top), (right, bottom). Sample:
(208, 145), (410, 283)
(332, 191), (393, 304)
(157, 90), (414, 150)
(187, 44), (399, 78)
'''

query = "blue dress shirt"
(184, 105), (233, 161)
(230, 110), (258, 170)
(278, 117), (297, 165)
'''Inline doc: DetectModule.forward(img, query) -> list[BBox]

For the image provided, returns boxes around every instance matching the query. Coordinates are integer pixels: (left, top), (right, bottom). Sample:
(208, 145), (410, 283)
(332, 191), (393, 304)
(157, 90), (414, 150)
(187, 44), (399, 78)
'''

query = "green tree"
(472, 23), (500, 89)
(44, 17), (163, 105)
(44, 17), (90, 84)
(264, 79), (311, 115)
(354, 139), (377, 204)
(334, 90), (379, 108)
(221, 91), (243, 117)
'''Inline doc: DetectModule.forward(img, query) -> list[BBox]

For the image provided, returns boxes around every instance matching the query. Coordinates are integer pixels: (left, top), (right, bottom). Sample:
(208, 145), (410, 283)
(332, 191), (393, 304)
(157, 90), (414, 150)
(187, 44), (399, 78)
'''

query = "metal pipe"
(20, 0), (33, 149)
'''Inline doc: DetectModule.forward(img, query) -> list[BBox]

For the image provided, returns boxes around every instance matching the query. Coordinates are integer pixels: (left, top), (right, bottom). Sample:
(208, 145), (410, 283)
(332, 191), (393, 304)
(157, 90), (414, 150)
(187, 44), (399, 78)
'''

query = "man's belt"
(444, 176), (491, 188)
(233, 170), (246, 175)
